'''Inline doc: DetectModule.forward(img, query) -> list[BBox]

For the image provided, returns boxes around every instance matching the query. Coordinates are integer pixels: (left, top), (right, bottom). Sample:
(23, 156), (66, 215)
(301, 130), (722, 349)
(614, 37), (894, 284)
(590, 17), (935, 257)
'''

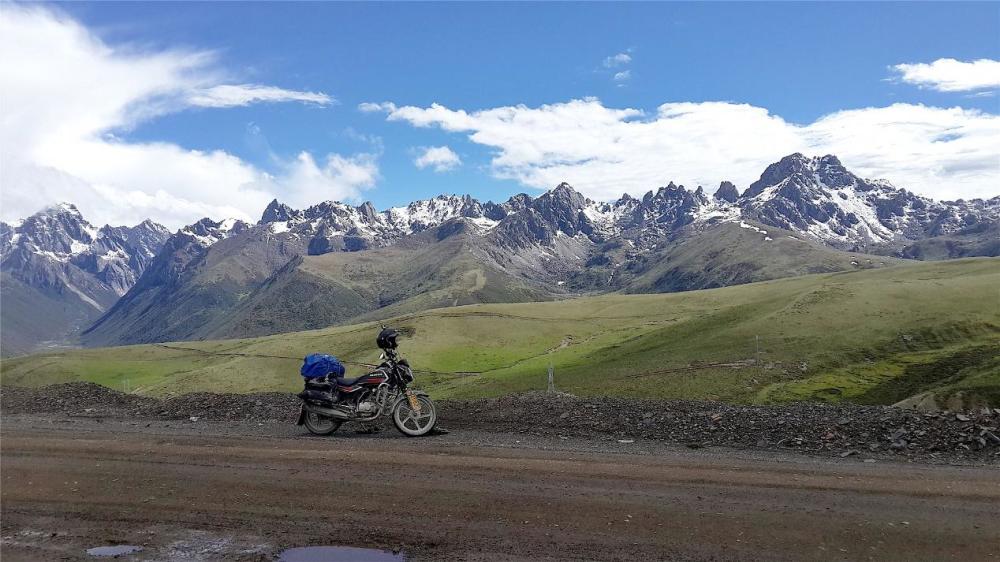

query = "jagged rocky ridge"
(247, 153), (999, 259)
(82, 153), (1000, 346)
(6, 153), (999, 350)
(739, 154), (1000, 252)
(0, 204), (171, 355)
(0, 204), (170, 303)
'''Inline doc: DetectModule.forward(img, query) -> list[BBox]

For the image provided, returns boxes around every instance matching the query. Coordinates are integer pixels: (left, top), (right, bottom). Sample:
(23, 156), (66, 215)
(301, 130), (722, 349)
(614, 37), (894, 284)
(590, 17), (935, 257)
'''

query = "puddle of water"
(85, 545), (144, 557)
(278, 546), (404, 562)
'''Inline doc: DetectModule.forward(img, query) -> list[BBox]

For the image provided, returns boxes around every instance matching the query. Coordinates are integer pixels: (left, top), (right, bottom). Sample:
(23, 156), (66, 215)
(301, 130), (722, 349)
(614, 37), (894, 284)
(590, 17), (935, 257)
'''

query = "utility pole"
(547, 364), (555, 394)
(755, 335), (761, 367)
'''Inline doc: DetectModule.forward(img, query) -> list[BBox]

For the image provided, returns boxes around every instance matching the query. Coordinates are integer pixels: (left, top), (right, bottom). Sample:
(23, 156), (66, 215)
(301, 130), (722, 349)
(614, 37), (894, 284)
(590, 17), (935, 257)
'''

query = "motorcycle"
(296, 327), (437, 437)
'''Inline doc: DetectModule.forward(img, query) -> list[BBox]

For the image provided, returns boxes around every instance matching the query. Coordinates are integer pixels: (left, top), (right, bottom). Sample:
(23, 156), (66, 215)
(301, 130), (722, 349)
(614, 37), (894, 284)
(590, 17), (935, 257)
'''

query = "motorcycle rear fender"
(295, 405), (306, 426)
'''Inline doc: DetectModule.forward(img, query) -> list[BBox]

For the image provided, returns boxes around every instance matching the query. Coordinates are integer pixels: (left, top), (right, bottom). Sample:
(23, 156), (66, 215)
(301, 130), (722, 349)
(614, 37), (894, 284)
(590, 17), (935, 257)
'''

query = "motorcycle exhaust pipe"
(302, 402), (351, 420)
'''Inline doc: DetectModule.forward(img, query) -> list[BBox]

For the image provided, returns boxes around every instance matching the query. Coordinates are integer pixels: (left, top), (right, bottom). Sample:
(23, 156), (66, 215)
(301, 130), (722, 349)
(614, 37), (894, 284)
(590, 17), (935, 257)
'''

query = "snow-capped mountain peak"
(179, 217), (250, 247)
(0, 206), (172, 324)
(731, 152), (998, 249)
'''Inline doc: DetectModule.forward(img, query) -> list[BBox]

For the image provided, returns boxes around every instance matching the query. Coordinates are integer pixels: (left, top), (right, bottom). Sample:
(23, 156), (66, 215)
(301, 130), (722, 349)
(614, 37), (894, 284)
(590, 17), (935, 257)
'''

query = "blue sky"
(2, 2), (998, 227)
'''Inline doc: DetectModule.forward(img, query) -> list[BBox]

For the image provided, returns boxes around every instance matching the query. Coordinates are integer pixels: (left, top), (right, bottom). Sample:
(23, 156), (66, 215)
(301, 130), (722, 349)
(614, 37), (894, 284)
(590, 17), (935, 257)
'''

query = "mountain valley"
(3, 153), (997, 354)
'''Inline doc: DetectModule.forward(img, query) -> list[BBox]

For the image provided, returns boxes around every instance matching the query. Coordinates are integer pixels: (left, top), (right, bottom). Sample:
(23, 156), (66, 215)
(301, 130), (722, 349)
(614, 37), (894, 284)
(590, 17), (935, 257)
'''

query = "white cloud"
(257, 152), (379, 209)
(603, 52), (632, 68)
(890, 58), (1000, 92)
(613, 70), (631, 82)
(413, 146), (462, 172)
(186, 84), (333, 108)
(358, 101), (395, 113)
(365, 98), (1000, 201)
(0, 4), (357, 229)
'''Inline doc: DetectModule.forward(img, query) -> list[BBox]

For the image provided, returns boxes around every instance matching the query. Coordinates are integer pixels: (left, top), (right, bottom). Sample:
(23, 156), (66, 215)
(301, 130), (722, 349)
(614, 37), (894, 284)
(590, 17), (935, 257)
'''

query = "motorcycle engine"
(357, 400), (376, 413)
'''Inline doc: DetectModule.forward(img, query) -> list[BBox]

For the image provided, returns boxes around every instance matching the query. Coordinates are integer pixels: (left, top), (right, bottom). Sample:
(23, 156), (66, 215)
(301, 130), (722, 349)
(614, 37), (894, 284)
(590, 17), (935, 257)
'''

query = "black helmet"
(377, 326), (399, 350)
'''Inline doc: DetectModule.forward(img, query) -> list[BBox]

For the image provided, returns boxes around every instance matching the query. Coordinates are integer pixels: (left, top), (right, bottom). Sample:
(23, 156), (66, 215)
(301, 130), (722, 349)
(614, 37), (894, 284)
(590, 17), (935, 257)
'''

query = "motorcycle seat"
(334, 376), (364, 387)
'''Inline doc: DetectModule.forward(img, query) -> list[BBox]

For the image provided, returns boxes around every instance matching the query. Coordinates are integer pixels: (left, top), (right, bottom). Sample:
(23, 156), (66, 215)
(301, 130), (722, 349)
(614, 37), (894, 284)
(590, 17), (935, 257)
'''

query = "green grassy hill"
(622, 221), (899, 294)
(209, 221), (555, 338)
(3, 258), (998, 409)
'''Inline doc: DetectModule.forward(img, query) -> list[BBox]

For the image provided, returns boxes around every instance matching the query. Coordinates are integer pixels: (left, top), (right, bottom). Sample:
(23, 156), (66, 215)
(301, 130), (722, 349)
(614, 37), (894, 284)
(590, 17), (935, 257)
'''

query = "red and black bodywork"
(296, 341), (414, 420)
(296, 326), (435, 436)
(331, 369), (389, 395)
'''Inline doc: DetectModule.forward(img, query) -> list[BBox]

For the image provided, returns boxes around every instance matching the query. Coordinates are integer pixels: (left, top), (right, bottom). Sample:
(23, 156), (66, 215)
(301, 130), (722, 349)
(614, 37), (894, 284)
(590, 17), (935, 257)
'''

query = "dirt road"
(2, 415), (998, 561)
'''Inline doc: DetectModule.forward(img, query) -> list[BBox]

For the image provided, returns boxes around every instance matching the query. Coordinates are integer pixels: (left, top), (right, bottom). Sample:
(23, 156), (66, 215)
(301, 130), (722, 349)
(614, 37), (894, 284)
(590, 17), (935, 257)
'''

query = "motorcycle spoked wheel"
(392, 395), (437, 437)
(303, 411), (343, 435)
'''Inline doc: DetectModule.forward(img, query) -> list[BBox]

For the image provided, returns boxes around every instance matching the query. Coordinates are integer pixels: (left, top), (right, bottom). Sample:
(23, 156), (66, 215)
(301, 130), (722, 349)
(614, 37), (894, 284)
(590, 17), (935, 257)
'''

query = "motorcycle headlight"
(399, 365), (414, 383)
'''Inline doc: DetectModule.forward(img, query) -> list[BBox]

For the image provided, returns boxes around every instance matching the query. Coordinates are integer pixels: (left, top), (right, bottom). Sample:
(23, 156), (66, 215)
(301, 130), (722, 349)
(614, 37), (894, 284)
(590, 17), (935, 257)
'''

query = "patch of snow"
(692, 200), (740, 223)
(82, 223), (101, 241)
(270, 222), (291, 234)
(64, 282), (104, 312)
(36, 250), (69, 262)
(101, 249), (128, 260)
(387, 195), (469, 234)
(826, 187), (894, 241)
(469, 216), (498, 231)
(180, 227), (223, 247)
(739, 220), (773, 242)
(218, 218), (239, 233)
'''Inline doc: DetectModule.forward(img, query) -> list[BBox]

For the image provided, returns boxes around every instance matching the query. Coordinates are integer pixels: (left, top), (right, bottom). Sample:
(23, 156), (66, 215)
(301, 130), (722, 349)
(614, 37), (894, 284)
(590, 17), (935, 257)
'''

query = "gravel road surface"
(2, 413), (999, 561)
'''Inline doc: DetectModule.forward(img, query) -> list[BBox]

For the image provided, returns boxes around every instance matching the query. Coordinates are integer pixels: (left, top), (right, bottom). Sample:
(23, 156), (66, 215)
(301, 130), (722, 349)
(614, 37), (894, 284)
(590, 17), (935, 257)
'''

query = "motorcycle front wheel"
(303, 411), (342, 435)
(392, 394), (437, 437)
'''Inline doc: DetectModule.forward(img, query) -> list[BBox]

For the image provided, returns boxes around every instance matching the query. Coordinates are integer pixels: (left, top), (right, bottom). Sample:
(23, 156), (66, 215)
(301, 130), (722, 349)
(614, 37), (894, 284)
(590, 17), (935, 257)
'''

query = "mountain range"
(3, 153), (997, 355)
(0, 204), (170, 355)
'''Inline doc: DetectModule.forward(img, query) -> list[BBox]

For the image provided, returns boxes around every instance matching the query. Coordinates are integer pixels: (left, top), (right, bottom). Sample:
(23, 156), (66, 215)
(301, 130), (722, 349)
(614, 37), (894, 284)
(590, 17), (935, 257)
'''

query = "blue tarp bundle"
(300, 354), (346, 379)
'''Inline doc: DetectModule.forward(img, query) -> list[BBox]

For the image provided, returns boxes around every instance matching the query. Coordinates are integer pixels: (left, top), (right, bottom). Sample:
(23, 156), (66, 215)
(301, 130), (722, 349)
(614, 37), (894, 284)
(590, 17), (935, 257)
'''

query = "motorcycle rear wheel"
(303, 412), (342, 435)
(392, 395), (436, 437)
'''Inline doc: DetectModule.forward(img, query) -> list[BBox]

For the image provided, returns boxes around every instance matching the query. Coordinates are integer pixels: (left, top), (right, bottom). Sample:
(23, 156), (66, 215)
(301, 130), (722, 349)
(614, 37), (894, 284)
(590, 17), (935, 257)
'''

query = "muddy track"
(2, 415), (999, 561)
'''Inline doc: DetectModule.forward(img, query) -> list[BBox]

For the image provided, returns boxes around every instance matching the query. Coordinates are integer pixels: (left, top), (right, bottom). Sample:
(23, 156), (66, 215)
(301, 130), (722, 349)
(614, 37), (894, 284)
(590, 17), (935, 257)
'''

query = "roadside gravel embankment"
(2, 382), (998, 462)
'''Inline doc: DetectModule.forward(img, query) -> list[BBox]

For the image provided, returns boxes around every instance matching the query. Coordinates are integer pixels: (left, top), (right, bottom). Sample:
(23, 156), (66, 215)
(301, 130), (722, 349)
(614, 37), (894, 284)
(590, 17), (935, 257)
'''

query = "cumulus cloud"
(258, 152), (380, 209)
(603, 52), (632, 68)
(413, 146), (462, 172)
(890, 58), (1000, 92)
(0, 4), (357, 229)
(364, 98), (1000, 201)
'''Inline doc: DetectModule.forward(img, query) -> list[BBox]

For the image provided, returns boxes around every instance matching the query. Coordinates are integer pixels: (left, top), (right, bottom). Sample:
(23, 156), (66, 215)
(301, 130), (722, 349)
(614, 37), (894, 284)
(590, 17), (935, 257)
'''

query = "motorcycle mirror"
(380, 352), (386, 360)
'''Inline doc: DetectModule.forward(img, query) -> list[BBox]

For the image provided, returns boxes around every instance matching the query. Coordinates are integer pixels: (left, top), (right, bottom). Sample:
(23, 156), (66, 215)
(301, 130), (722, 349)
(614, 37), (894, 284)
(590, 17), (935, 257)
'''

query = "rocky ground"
(2, 382), (998, 463)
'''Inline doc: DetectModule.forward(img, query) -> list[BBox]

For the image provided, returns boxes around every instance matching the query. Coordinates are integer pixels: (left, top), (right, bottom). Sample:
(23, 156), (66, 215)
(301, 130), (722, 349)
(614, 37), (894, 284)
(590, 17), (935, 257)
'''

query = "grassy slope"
(2, 258), (998, 407)
(898, 223), (1000, 260)
(81, 227), (311, 347)
(206, 224), (555, 339)
(624, 221), (899, 294)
